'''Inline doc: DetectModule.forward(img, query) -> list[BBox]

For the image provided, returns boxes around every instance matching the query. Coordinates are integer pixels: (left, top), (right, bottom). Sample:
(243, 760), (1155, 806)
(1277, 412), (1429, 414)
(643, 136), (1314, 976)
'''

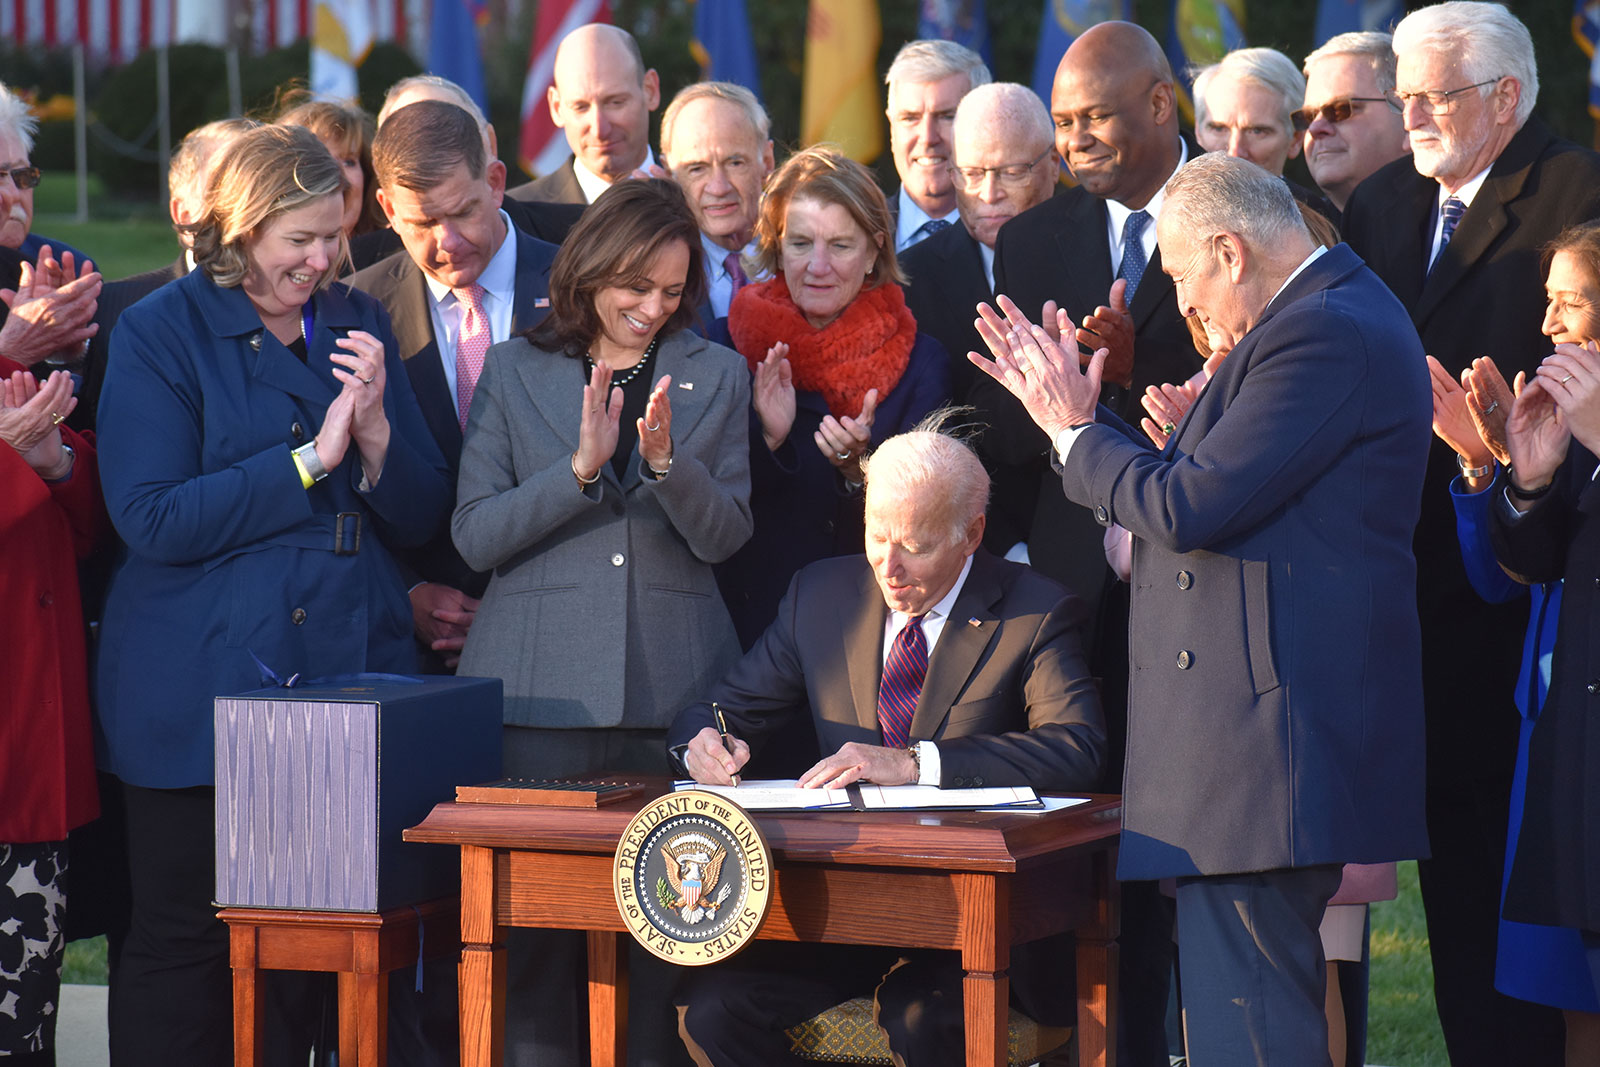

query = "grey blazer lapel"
(909, 558), (999, 740)
(517, 344), (584, 453)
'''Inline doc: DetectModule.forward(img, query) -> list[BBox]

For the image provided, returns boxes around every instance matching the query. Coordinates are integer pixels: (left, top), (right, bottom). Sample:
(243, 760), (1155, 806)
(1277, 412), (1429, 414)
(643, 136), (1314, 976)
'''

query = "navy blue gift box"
(214, 674), (502, 911)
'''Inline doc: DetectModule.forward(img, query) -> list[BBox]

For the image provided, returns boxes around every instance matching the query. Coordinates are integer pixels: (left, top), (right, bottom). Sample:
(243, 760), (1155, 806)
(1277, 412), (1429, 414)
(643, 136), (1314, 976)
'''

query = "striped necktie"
(877, 616), (928, 749)
(1430, 196), (1467, 276)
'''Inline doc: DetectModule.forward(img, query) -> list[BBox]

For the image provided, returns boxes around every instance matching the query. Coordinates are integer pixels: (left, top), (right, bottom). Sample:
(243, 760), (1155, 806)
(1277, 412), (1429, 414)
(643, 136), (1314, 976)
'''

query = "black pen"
(712, 702), (741, 787)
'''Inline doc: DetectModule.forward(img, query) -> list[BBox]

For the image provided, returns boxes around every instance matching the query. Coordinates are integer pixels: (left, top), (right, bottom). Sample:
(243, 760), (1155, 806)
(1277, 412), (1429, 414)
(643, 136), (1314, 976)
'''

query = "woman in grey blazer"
(452, 178), (752, 777)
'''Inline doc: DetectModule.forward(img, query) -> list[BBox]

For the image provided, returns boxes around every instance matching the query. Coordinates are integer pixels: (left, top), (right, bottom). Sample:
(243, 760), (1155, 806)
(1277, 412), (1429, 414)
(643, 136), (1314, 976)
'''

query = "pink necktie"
(454, 284), (490, 433)
(877, 617), (928, 749)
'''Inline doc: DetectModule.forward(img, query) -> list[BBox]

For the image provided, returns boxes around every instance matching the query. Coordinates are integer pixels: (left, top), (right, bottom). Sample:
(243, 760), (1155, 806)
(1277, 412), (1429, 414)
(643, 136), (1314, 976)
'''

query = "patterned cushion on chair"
(783, 996), (1073, 1066)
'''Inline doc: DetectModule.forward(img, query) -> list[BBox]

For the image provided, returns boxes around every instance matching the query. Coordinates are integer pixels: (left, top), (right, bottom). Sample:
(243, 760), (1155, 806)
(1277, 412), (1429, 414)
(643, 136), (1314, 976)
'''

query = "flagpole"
(72, 42), (87, 224)
(156, 46), (172, 206)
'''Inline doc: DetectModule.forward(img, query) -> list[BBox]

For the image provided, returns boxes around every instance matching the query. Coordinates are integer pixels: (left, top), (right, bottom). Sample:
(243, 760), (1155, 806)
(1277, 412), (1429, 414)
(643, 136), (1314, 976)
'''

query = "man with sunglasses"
(1341, 4), (1600, 1065)
(0, 83), (100, 371)
(1297, 32), (1410, 213)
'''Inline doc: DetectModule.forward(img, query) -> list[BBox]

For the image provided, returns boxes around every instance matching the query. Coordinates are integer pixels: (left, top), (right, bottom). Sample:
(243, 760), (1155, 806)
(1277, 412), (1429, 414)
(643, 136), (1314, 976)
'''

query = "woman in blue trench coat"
(94, 124), (450, 1065)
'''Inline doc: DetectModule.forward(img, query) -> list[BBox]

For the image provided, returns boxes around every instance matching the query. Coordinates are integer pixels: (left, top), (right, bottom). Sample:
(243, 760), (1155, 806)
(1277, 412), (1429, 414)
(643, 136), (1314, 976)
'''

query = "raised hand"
(639, 375), (674, 472)
(970, 293), (1104, 443)
(1536, 341), (1600, 456)
(1461, 356), (1513, 468)
(1426, 355), (1494, 471)
(815, 388), (877, 484)
(1077, 277), (1135, 387)
(0, 369), (75, 471)
(573, 359), (623, 483)
(0, 258), (101, 367)
(753, 341), (795, 451)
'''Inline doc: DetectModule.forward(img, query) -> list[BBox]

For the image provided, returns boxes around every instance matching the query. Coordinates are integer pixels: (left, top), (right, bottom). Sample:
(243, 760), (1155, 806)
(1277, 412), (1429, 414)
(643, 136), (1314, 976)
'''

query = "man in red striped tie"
(667, 416), (1105, 1066)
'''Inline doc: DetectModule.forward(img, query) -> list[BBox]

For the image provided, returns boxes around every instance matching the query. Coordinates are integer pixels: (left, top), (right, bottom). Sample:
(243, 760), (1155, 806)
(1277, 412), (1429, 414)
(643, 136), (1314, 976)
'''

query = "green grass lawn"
(31, 170), (181, 282)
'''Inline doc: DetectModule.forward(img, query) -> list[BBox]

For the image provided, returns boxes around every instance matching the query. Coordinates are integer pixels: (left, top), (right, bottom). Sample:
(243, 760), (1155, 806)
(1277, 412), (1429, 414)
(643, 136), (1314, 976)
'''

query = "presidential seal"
(612, 790), (772, 965)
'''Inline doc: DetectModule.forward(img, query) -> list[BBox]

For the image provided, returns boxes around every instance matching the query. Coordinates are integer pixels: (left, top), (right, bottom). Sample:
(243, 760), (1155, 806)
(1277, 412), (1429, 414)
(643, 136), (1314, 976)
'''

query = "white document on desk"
(673, 779), (853, 810)
(854, 784), (1044, 810)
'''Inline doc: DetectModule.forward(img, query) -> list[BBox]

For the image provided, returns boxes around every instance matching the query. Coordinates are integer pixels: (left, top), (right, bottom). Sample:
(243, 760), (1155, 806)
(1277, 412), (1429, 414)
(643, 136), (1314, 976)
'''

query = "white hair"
(885, 39), (992, 93)
(660, 81), (770, 161)
(1392, 2), (1537, 125)
(377, 75), (488, 130)
(0, 83), (38, 154)
(1206, 48), (1306, 135)
(862, 410), (990, 546)
(1303, 31), (1398, 96)
(1161, 152), (1310, 252)
(952, 82), (1053, 152)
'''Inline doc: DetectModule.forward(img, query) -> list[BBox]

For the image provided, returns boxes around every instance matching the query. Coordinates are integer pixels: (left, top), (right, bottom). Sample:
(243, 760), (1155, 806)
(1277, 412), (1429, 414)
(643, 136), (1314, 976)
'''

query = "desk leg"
(338, 969), (389, 1066)
(957, 873), (1008, 1067)
(459, 845), (505, 1067)
(1075, 848), (1120, 1067)
(587, 930), (629, 1067)
(229, 924), (264, 1067)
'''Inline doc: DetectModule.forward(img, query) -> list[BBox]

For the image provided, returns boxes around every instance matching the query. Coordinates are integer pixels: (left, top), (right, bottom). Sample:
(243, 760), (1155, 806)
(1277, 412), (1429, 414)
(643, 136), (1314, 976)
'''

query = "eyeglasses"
(1394, 79), (1503, 115)
(1, 165), (40, 190)
(950, 147), (1054, 190)
(1291, 96), (1400, 132)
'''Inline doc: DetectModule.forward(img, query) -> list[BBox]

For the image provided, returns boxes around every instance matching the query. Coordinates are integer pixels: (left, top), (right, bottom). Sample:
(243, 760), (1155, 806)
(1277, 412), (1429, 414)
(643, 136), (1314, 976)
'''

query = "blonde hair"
(190, 124), (347, 289)
(750, 145), (904, 287)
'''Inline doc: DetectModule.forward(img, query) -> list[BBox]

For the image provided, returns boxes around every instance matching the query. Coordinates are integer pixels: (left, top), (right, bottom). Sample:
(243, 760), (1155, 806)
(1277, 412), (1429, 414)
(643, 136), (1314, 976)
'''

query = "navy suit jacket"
(1060, 244), (1432, 878)
(76, 255), (188, 433)
(1343, 116), (1600, 793)
(347, 227), (558, 597)
(94, 274), (451, 787)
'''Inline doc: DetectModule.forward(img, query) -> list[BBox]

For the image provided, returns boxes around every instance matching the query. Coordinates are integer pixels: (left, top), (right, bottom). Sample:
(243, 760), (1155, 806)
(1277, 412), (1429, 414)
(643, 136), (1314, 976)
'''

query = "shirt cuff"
(1053, 423), (1094, 463)
(915, 740), (941, 786)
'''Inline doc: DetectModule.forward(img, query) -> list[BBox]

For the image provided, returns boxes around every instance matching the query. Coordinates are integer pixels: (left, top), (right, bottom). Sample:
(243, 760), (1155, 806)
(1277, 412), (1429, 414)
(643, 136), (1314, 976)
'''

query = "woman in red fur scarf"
(711, 146), (951, 675)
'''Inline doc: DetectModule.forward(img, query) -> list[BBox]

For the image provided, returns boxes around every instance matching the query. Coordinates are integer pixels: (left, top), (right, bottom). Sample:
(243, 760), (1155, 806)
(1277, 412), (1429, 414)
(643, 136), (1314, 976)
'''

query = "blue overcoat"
(95, 271), (451, 788)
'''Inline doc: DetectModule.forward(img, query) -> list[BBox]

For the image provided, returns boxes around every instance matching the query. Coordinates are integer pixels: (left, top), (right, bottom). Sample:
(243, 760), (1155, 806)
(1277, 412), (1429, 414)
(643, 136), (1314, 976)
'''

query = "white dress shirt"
(573, 147), (659, 205)
(895, 186), (958, 253)
(880, 554), (974, 785)
(1103, 139), (1189, 280)
(421, 209), (518, 421)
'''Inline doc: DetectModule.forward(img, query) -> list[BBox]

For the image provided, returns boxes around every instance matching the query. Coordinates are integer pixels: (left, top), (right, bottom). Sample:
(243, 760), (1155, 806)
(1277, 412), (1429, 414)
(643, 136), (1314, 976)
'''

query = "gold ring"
(50, 411), (64, 425)
(1562, 374), (1575, 384)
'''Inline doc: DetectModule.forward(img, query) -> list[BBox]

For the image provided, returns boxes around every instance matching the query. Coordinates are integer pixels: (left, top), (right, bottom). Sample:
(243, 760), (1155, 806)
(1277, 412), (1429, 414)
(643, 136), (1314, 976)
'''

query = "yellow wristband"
(291, 450), (315, 489)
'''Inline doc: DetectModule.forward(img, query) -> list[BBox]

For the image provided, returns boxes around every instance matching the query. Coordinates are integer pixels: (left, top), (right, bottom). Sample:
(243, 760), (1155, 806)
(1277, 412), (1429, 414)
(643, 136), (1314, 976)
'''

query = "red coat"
(0, 356), (102, 842)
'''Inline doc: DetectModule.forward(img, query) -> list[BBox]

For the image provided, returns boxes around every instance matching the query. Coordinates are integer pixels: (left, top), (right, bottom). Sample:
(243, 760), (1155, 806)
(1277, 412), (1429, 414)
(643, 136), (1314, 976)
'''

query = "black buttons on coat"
(291, 608), (307, 625)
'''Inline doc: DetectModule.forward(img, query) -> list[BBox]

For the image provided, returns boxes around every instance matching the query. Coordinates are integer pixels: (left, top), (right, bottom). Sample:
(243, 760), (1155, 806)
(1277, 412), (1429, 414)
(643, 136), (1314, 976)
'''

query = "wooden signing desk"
(405, 789), (1122, 1067)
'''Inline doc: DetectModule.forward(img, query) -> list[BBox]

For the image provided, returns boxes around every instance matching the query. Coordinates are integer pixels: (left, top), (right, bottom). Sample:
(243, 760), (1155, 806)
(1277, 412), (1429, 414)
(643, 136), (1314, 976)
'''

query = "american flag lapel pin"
(679, 381), (694, 390)
(967, 617), (982, 627)
(534, 297), (550, 308)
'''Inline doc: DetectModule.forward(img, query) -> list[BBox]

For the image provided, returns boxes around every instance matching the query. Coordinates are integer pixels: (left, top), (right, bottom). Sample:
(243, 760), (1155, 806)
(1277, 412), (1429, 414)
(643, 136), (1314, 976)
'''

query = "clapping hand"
(639, 375), (674, 473)
(1533, 341), (1600, 457)
(1425, 355), (1495, 473)
(970, 294), (1105, 442)
(1461, 356), (1513, 467)
(0, 369), (75, 475)
(1077, 278), (1136, 388)
(0, 253), (101, 368)
(573, 360), (623, 483)
(753, 342), (795, 451)
(816, 388), (877, 484)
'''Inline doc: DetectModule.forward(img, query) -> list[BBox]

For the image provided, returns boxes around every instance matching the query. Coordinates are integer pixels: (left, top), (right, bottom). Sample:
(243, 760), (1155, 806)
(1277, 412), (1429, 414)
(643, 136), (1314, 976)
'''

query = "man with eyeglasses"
(1341, 4), (1600, 1065)
(1298, 32), (1409, 213)
(900, 82), (1057, 404)
(0, 82), (100, 372)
